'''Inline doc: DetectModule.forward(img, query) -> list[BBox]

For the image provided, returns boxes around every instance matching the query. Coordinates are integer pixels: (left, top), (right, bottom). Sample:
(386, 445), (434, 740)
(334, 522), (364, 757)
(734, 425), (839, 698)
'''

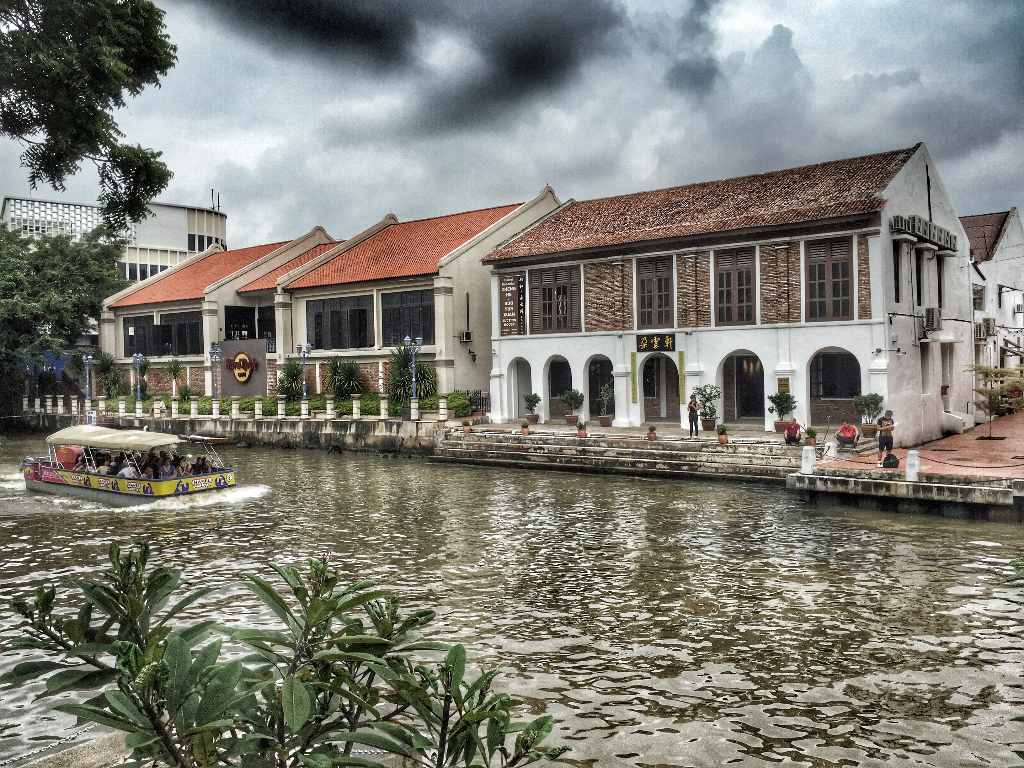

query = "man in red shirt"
(836, 421), (859, 449)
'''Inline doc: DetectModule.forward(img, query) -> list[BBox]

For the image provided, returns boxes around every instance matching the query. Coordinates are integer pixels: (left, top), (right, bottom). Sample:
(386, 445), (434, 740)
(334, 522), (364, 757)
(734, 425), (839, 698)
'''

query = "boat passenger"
(95, 456), (111, 475)
(192, 456), (208, 475)
(142, 465), (156, 480)
(73, 453), (88, 471)
(158, 457), (176, 479)
(117, 463), (140, 479)
(178, 455), (193, 477)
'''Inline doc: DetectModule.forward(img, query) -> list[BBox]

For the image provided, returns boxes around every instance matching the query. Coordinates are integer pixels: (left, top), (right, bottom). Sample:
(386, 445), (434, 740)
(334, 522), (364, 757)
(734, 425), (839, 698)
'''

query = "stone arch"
(640, 352), (680, 422)
(506, 357), (533, 421)
(717, 349), (765, 422)
(544, 355), (573, 420)
(808, 346), (862, 425)
(585, 354), (615, 418)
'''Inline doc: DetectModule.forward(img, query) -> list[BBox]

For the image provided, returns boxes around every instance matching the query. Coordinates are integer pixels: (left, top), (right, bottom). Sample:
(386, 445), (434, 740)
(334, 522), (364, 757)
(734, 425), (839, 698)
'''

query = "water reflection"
(1, 436), (1022, 766)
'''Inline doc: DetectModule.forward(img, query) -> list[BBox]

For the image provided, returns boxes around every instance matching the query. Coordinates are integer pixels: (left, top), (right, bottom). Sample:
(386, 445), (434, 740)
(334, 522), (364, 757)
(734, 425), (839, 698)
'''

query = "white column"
(56, 397), (65, 415)
(211, 398), (220, 419)
(277, 395), (286, 418)
(190, 399), (199, 418)
(352, 394), (361, 419)
(118, 397), (126, 416)
(438, 394), (447, 422)
(274, 292), (293, 364)
(254, 398), (263, 419)
(379, 395), (389, 419)
(134, 399), (142, 417)
(433, 276), (456, 395)
(410, 398), (420, 421)
(99, 310), (117, 357)
(171, 398), (179, 418)
(231, 395), (240, 419)
(97, 396), (105, 413)
(325, 396), (335, 419)
(300, 399), (310, 419)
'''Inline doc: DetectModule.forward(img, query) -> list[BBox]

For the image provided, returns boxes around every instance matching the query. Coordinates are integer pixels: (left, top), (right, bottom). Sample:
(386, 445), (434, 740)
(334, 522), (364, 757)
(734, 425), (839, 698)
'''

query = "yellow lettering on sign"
(777, 376), (790, 395)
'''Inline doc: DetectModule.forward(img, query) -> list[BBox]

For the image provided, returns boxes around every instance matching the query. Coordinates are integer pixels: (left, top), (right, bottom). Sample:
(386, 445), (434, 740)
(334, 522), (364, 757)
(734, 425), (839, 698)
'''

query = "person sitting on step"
(835, 421), (859, 449)
(784, 420), (803, 446)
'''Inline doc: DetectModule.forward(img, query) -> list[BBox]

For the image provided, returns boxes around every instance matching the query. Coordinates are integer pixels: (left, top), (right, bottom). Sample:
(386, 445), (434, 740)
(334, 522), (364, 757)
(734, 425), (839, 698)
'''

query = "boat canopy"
(46, 425), (182, 451)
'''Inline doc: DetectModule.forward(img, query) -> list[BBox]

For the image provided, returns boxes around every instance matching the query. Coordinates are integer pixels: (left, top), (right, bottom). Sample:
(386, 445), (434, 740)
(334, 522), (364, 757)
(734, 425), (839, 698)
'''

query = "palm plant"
(276, 359), (305, 400)
(387, 343), (438, 403)
(326, 358), (366, 398)
(165, 358), (184, 398)
(94, 352), (122, 398)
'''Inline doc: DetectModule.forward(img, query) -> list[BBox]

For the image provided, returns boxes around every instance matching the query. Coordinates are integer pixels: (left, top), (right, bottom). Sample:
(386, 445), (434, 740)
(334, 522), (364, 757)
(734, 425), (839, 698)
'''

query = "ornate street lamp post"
(209, 343), (223, 398)
(131, 353), (144, 402)
(82, 354), (94, 401)
(296, 342), (311, 401)
(403, 335), (423, 400)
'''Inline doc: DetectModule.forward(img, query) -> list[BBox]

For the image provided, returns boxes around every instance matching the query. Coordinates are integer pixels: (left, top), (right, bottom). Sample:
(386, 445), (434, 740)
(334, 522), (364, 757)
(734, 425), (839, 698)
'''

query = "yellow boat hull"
(23, 463), (236, 506)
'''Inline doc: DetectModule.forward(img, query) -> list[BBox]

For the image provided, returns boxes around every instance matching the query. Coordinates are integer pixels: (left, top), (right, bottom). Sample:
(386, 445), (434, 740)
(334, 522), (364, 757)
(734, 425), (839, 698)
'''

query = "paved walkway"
(820, 411), (1024, 482)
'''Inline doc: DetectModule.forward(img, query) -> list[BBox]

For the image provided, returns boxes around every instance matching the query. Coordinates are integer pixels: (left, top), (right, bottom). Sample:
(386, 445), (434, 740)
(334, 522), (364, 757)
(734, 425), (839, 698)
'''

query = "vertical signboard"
(499, 272), (526, 336)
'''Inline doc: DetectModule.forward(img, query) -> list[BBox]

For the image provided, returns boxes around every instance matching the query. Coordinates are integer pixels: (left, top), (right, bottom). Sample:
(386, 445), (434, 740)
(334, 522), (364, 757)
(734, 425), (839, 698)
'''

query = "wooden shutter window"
(716, 247), (755, 326)
(529, 266), (581, 334)
(637, 257), (672, 329)
(805, 237), (852, 322)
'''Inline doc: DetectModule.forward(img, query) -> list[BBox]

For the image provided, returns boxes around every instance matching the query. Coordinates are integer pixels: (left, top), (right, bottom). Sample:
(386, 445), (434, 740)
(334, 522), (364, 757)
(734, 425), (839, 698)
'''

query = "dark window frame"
(528, 266), (581, 334)
(637, 257), (673, 329)
(892, 240), (902, 304)
(805, 237), (852, 322)
(914, 249), (924, 306)
(715, 248), (755, 326)
(381, 289), (433, 347)
(810, 352), (861, 399)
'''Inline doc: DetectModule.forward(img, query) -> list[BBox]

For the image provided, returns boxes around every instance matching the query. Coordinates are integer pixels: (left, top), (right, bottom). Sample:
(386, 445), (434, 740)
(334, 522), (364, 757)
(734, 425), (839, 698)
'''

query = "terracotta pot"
(860, 423), (878, 438)
(565, 415), (578, 425)
(526, 414), (539, 424)
(520, 427), (529, 435)
(717, 435), (729, 445)
(774, 420), (795, 433)
(576, 429), (587, 438)
(701, 418), (716, 431)
(804, 437), (817, 446)
(598, 415), (612, 427)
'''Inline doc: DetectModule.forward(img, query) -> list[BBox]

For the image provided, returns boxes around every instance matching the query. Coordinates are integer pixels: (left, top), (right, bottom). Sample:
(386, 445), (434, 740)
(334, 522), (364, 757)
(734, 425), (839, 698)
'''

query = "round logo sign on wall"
(226, 351), (258, 384)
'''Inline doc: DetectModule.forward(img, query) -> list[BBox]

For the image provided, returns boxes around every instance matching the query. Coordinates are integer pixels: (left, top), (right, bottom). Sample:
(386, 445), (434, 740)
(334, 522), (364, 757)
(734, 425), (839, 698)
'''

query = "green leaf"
(104, 690), (149, 727)
(155, 587), (216, 628)
(334, 590), (392, 616)
(195, 660), (242, 725)
(246, 575), (303, 635)
(55, 704), (138, 734)
(339, 729), (423, 761)
(446, 644), (466, 691)
(178, 620), (219, 646)
(325, 635), (393, 648)
(0, 660), (67, 686)
(192, 730), (216, 768)
(163, 634), (191, 712)
(124, 731), (159, 750)
(40, 667), (116, 698)
(282, 675), (312, 733)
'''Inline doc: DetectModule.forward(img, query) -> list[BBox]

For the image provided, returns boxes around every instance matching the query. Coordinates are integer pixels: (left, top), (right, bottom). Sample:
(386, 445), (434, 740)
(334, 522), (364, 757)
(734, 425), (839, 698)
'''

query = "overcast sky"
(2, 0), (1022, 246)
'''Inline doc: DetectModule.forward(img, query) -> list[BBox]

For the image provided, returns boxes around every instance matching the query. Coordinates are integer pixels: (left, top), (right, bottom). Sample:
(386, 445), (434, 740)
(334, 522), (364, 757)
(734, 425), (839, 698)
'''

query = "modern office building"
(1, 195), (227, 282)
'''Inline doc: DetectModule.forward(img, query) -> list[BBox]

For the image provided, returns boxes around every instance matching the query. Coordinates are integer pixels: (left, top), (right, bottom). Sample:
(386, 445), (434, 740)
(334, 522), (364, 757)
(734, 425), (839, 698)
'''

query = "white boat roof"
(46, 425), (181, 451)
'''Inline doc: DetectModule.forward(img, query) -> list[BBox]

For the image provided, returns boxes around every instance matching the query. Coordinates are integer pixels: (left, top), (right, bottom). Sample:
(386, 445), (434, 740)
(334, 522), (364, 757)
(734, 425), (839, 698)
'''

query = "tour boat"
(22, 426), (237, 506)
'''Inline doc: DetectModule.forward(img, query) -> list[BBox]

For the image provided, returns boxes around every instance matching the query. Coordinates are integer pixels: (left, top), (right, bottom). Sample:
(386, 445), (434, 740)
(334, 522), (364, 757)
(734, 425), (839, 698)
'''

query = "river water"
(0, 434), (1022, 766)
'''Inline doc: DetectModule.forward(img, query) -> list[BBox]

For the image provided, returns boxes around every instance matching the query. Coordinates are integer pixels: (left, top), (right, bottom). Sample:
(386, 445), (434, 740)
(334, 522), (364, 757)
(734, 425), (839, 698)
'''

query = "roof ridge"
(396, 202), (520, 226)
(960, 210), (1012, 220)
(565, 144), (920, 209)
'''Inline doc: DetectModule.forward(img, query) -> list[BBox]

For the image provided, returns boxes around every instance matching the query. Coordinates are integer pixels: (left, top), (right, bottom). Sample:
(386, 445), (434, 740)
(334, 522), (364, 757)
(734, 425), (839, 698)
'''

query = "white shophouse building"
(961, 208), (1024, 368)
(486, 143), (976, 447)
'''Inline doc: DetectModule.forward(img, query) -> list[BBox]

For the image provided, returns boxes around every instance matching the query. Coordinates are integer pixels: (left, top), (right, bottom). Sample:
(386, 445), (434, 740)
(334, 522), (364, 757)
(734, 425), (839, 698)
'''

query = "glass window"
(159, 311), (202, 356)
(892, 241), (902, 304)
(915, 250), (924, 306)
(805, 238), (852, 321)
(123, 316), (155, 356)
(637, 257), (673, 329)
(225, 305), (257, 340)
(528, 267), (581, 334)
(139, 264), (149, 280)
(715, 248), (755, 326)
(810, 352), (861, 398)
(128, 263), (138, 281)
(257, 305), (276, 339)
(973, 284), (985, 311)
(937, 258), (944, 309)
(382, 290), (434, 346)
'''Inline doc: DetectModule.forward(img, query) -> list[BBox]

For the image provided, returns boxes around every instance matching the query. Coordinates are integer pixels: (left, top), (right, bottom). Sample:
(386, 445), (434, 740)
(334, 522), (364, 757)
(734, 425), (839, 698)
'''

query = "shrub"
(560, 388), (584, 412)
(165, 358), (185, 396)
(276, 360), (305, 400)
(523, 392), (541, 414)
(177, 384), (192, 401)
(597, 383), (614, 416)
(694, 384), (721, 421)
(326, 358), (366, 398)
(3, 543), (567, 768)
(387, 343), (437, 402)
(447, 390), (473, 418)
(767, 391), (797, 421)
(853, 393), (884, 422)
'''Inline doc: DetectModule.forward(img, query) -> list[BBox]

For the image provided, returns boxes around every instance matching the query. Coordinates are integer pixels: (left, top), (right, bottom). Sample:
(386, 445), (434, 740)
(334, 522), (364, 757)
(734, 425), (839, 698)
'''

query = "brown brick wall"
(810, 397), (857, 426)
(361, 362), (380, 393)
(677, 253), (711, 327)
(857, 235), (871, 320)
(143, 366), (186, 395)
(759, 242), (801, 324)
(583, 260), (633, 331)
(265, 361), (278, 396)
(188, 366), (205, 394)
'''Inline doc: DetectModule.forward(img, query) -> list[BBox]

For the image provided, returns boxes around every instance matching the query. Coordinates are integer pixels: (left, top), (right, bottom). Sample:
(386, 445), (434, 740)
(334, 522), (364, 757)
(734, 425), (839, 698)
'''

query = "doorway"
(722, 353), (764, 421)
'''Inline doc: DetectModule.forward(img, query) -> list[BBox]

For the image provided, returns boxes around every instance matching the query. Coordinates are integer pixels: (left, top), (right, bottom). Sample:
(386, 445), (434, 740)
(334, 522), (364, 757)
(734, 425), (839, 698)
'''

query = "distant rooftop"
(960, 210), (1012, 263)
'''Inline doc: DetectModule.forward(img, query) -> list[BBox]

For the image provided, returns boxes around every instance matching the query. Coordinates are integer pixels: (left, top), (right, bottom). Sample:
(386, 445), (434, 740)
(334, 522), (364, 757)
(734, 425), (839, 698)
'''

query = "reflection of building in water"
(1, 195), (227, 283)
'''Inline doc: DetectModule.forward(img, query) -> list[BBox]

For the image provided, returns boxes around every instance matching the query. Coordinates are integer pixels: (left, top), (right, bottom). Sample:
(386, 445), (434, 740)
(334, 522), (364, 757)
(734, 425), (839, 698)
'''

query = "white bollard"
(438, 394), (448, 422)
(352, 394), (361, 420)
(118, 397), (126, 416)
(325, 397), (335, 419)
(231, 395), (240, 419)
(278, 395), (287, 418)
(97, 396), (105, 413)
(190, 399), (198, 418)
(211, 398), (221, 418)
(379, 396), (389, 419)
(56, 397), (65, 415)
(300, 399), (310, 419)
(254, 398), (263, 419)
(171, 398), (179, 418)
(410, 398), (419, 421)
(800, 445), (816, 475)
(135, 400), (142, 418)
(905, 449), (920, 482)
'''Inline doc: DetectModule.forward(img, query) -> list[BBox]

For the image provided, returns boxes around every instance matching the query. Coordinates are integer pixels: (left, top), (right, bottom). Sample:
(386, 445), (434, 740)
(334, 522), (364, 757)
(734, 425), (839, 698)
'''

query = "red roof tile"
(110, 241), (289, 308)
(286, 204), (519, 290)
(960, 211), (1010, 263)
(486, 145), (919, 262)
(238, 241), (340, 293)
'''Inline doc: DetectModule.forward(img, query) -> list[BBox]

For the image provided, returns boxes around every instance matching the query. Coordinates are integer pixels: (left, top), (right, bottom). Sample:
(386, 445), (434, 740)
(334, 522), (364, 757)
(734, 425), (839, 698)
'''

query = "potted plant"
(694, 383), (721, 432)
(462, 419), (473, 434)
(804, 427), (817, 446)
(647, 424), (657, 441)
(716, 423), (729, 445)
(596, 383), (614, 427)
(523, 392), (541, 424)
(520, 418), (530, 436)
(767, 391), (798, 432)
(560, 388), (584, 425)
(853, 393), (884, 437)
(576, 418), (587, 438)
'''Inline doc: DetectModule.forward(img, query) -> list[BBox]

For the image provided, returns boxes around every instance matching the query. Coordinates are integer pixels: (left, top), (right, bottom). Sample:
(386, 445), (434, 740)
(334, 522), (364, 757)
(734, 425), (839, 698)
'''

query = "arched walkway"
(507, 358), (533, 420)
(587, 355), (614, 418)
(808, 347), (861, 425)
(719, 350), (765, 423)
(641, 353), (680, 421)
(545, 356), (572, 419)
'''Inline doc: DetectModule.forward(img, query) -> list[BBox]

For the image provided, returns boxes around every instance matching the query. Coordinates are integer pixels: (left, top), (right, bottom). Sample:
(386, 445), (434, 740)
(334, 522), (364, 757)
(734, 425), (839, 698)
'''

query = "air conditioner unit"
(982, 317), (997, 337)
(923, 307), (941, 332)
(974, 322), (986, 341)
(459, 330), (472, 343)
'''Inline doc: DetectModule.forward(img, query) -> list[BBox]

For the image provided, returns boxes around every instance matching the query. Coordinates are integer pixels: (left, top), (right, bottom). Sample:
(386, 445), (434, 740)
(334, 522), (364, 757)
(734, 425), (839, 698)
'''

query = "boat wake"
(0, 471), (25, 490)
(134, 483), (272, 511)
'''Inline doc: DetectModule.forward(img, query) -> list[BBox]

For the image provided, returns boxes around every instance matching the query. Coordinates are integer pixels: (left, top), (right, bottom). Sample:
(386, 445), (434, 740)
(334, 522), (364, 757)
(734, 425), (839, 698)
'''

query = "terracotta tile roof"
(960, 211), (1010, 263)
(238, 241), (341, 293)
(110, 241), (289, 308)
(286, 204), (519, 290)
(486, 145), (920, 262)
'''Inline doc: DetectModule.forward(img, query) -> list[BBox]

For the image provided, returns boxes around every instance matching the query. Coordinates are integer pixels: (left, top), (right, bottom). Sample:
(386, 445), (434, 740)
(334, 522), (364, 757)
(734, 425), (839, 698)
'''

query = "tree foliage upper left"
(0, 0), (177, 232)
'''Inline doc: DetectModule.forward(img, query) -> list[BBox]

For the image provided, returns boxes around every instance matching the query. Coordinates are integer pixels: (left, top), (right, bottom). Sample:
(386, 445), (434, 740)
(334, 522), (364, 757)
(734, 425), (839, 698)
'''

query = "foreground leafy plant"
(4, 543), (567, 768)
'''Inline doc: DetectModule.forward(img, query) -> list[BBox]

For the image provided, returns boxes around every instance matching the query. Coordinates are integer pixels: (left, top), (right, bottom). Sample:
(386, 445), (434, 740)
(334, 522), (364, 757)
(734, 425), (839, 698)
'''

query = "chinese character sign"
(636, 334), (675, 351)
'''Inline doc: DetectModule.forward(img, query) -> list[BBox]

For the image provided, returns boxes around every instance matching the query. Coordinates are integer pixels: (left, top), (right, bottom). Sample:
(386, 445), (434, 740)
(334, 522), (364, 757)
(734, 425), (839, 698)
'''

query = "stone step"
(446, 433), (798, 455)
(441, 439), (800, 465)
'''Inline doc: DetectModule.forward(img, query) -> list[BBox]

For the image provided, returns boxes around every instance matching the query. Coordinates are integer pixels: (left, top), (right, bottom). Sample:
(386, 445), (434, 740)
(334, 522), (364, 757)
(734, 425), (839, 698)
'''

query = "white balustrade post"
(410, 398), (420, 421)
(97, 396), (106, 413)
(254, 398), (263, 419)
(34, 396), (41, 413)
(134, 399), (142, 418)
(190, 399), (198, 418)
(800, 445), (816, 475)
(352, 394), (361, 420)
(438, 394), (448, 422)
(22, 396), (29, 412)
(379, 395), (389, 419)
(118, 397), (126, 416)
(211, 398), (221, 419)
(325, 397), (335, 419)
(277, 395), (287, 418)
(171, 398), (179, 418)
(56, 396), (65, 415)
(69, 399), (78, 417)
(300, 399), (310, 419)
(231, 395), (240, 419)
(905, 449), (920, 482)
(45, 395), (53, 414)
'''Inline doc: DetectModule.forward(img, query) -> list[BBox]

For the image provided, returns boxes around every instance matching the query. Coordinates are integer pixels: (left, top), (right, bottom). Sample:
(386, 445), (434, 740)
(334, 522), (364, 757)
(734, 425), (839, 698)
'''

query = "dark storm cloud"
(665, 0), (722, 97)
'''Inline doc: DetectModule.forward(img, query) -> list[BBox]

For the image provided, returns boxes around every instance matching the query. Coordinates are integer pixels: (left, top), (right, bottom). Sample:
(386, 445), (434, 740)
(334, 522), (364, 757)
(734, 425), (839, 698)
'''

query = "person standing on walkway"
(876, 409), (897, 466)
(687, 394), (700, 438)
